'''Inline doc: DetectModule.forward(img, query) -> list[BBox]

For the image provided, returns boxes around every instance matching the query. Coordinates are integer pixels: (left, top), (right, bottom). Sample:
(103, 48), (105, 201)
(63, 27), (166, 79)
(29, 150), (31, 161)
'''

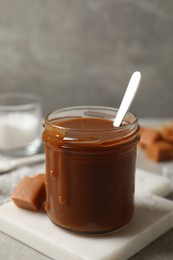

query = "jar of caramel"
(42, 106), (140, 234)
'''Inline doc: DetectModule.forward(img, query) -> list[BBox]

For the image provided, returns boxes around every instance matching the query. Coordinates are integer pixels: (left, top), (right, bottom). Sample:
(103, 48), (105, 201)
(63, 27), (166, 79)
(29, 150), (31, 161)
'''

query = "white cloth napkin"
(0, 156), (45, 205)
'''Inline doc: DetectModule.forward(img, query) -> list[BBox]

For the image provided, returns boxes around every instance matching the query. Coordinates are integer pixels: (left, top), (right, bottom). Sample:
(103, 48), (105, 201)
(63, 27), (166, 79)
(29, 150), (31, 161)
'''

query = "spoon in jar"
(113, 71), (141, 127)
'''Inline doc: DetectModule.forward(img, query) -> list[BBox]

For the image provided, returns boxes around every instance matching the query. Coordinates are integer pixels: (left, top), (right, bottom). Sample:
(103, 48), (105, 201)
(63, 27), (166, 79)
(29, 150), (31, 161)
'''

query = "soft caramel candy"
(33, 173), (46, 184)
(139, 127), (161, 149)
(161, 125), (173, 144)
(146, 141), (173, 162)
(11, 174), (46, 211)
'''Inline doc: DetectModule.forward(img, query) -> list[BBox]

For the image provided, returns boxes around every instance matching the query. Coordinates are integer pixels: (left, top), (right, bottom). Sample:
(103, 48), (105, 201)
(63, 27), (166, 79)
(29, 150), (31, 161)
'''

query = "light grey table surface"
(0, 118), (173, 260)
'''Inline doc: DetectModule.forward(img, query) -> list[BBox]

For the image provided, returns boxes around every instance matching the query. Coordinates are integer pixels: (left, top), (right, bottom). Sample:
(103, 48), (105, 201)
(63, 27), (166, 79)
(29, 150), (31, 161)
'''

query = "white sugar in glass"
(0, 93), (42, 156)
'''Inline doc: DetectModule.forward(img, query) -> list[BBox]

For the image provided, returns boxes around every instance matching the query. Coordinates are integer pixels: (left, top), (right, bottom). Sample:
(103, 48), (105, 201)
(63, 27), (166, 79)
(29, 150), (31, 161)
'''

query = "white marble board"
(0, 169), (173, 260)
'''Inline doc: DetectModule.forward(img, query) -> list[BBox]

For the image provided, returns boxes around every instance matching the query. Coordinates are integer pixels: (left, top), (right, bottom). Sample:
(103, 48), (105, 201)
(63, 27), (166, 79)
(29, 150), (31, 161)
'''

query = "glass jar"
(42, 106), (140, 234)
(0, 93), (42, 156)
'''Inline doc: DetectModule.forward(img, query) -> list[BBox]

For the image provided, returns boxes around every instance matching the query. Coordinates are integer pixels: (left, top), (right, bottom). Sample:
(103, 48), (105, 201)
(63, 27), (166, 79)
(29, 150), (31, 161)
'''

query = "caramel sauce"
(43, 117), (139, 233)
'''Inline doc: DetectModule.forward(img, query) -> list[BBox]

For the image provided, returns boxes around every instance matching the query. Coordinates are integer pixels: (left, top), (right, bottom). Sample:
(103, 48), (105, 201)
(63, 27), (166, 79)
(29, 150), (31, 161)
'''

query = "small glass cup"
(0, 93), (42, 157)
(43, 106), (140, 234)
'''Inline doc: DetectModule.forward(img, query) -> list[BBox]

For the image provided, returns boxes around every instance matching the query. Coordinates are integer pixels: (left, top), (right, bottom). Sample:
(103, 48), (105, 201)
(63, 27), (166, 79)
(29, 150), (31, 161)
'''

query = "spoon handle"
(113, 71), (141, 127)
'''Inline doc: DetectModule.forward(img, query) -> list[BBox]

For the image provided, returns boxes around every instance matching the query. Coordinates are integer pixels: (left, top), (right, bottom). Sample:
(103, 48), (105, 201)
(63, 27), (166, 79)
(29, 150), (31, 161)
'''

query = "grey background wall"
(0, 0), (172, 118)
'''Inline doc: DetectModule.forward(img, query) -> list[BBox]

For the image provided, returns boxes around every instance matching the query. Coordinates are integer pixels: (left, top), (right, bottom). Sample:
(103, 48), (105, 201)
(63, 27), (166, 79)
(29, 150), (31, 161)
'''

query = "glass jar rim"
(45, 106), (138, 133)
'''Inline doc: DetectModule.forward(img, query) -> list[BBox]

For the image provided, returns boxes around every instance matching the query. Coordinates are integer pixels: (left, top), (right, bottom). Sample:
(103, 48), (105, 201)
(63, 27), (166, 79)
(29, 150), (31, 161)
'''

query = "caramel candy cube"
(139, 128), (161, 149)
(161, 125), (173, 144)
(146, 141), (173, 162)
(34, 173), (46, 184)
(11, 175), (46, 211)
